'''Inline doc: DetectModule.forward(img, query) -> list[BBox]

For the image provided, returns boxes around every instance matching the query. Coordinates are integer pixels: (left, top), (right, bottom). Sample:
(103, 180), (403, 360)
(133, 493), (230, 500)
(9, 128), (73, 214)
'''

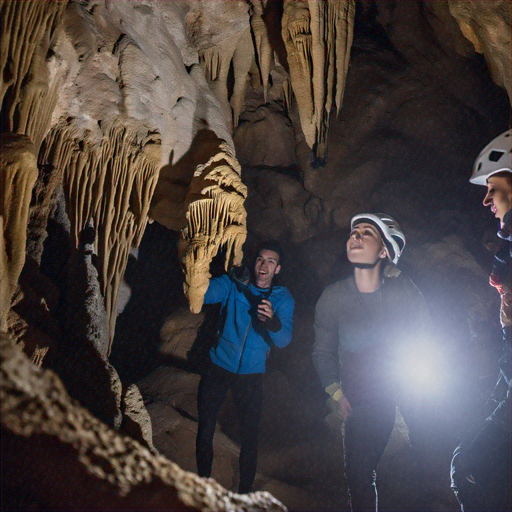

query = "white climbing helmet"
(351, 213), (406, 264)
(470, 129), (512, 186)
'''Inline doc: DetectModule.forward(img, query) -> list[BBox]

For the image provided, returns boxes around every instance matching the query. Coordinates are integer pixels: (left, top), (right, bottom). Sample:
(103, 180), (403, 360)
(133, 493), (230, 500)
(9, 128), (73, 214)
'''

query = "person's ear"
(379, 247), (388, 259)
(275, 264), (281, 275)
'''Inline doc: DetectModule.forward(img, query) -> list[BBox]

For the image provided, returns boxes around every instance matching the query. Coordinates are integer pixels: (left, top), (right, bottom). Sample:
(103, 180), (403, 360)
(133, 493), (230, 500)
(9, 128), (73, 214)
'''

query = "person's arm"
(312, 288), (341, 390)
(260, 291), (295, 348)
(203, 274), (232, 305)
(313, 287), (352, 420)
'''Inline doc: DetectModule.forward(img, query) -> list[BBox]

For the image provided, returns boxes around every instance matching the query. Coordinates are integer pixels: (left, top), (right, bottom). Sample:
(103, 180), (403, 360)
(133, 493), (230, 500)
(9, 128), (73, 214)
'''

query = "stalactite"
(199, 45), (234, 123)
(180, 142), (247, 314)
(282, 0), (355, 160)
(250, 0), (273, 102)
(231, 26), (254, 128)
(281, 78), (294, 114)
(0, 134), (38, 330)
(39, 120), (161, 350)
(0, 0), (66, 150)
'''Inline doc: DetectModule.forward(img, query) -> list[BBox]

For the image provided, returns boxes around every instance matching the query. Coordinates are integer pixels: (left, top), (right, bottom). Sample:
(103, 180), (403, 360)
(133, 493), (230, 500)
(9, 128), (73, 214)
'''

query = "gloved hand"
(325, 382), (352, 421)
(229, 265), (250, 286)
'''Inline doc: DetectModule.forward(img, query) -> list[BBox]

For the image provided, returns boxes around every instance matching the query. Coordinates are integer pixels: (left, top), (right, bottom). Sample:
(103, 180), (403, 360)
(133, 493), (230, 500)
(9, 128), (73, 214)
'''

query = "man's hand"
(257, 299), (274, 322)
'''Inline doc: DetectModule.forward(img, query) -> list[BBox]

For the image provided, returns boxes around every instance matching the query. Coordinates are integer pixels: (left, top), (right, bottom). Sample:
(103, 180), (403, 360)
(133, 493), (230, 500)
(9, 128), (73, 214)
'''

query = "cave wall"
(1, 0), (511, 510)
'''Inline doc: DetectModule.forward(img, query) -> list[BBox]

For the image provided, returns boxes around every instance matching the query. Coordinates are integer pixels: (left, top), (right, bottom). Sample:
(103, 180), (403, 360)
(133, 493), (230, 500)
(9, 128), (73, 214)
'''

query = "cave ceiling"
(1, 0), (511, 510)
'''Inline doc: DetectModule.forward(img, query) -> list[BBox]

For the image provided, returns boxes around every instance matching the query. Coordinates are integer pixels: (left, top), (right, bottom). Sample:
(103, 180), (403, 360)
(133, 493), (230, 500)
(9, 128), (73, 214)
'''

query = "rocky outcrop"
(1, 330), (286, 511)
(449, 0), (511, 103)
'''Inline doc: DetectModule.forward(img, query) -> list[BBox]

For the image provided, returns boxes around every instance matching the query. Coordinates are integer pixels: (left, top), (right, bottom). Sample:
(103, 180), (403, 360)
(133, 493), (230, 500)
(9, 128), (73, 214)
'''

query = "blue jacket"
(204, 274), (294, 374)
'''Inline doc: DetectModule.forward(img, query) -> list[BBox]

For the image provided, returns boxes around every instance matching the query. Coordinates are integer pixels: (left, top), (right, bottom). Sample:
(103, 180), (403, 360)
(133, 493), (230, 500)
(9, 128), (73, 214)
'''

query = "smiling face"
(346, 223), (388, 266)
(483, 174), (512, 227)
(254, 249), (281, 288)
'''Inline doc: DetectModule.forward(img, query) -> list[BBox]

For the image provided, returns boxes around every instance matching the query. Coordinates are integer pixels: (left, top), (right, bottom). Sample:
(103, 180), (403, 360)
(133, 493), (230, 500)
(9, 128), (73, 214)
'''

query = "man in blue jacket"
(195, 240), (294, 494)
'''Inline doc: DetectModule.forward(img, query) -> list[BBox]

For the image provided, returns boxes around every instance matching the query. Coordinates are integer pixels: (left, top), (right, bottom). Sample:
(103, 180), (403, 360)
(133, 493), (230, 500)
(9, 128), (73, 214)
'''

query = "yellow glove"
(325, 382), (345, 404)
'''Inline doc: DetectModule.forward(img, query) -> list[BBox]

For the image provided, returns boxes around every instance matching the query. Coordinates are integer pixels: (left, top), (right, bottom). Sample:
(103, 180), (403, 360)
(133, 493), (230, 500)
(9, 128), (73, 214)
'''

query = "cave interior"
(1, 0), (511, 510)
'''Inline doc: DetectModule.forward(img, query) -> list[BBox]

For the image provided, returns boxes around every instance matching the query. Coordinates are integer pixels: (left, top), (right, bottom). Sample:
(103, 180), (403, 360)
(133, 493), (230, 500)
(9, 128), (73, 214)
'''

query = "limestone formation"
(180, 140), (248, 313)
(0, 0), (66, 149)
(39, 120), (161, 348)
(249, 0), (274, 103)
(282, 0), (355, 160)
(449, 0), (511, 103)
(0, 135), (38, 330)
(1, 1), (511, 509)
(7, 258), (60, 368)
(121, 383), (156, 453)
(188, 1), (251, 128)
(56, 222), (122, 428)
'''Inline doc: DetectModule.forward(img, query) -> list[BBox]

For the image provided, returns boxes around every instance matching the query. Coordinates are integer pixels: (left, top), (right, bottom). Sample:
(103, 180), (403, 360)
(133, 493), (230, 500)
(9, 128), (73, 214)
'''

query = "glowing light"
(397, 341), (446, 395)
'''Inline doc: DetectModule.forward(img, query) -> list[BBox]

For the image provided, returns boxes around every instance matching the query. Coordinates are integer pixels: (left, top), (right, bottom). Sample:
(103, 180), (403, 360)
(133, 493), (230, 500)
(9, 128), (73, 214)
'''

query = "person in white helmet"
(451, 129), (511, 512)
(312, 213), (431, 511)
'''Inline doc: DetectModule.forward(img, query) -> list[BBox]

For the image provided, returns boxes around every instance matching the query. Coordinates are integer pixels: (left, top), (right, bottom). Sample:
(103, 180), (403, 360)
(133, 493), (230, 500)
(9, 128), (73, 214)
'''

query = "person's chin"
(348, 256), (370, 265)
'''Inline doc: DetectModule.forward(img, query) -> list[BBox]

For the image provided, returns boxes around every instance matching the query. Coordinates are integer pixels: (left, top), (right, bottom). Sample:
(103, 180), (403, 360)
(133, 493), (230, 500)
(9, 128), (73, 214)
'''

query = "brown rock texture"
(0, 135), (38, 329)
(1, 330), (286, 511)
(449, 0), (511, 102)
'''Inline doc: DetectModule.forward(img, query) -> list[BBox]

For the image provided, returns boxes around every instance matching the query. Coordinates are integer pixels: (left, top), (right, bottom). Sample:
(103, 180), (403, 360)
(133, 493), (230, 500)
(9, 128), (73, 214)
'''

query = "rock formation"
(39, 120), (160, 345)
(282, 0), (355, 160)
(179, 138), (247, 313)
(1, 330), (286, 511)
(0, 135), (38, 329)
(449, 0), (511, 103)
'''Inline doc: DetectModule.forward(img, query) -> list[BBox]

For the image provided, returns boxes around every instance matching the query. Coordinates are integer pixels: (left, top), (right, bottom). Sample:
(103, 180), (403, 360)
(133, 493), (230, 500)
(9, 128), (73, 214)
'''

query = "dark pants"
(451, 398), (511, 511)
(451, 342), (511, 512)
(196, 364), (263, 494)
(343, 402), (397, 512)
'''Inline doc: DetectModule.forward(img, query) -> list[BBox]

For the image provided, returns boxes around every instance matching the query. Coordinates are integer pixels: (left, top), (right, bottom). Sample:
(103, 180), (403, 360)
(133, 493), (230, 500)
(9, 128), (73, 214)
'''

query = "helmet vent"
(489, 150), (505, 162)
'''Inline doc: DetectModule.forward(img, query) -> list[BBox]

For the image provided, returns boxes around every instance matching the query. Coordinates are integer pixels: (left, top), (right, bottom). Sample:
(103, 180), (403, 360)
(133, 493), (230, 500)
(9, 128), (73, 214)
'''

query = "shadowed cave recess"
(1, 1), (510, 510)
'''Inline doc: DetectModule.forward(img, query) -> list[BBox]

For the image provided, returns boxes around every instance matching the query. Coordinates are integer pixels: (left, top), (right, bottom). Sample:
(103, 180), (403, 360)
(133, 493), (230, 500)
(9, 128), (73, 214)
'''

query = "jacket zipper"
(236, 320), (252, 373)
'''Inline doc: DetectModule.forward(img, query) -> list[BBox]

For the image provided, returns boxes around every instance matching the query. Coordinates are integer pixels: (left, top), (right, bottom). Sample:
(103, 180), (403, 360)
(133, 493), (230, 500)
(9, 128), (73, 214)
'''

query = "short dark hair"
(255, 240), (284, 264)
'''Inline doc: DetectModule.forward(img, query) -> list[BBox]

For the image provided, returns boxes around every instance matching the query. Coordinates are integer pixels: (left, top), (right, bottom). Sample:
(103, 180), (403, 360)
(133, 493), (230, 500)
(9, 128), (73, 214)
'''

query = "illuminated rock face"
(180, 138), (247, 313)
(39, 121), (160, 347)
(1, 0), (512, 509)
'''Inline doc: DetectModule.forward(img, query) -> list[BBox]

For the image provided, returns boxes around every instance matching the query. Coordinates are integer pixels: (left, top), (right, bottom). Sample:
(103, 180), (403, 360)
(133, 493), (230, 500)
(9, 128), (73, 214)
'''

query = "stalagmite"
(180, 142), (247, 314)
(282, 0), (355, 160)
(0, 135), (38, 330)
(38, 121), (161, 349)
